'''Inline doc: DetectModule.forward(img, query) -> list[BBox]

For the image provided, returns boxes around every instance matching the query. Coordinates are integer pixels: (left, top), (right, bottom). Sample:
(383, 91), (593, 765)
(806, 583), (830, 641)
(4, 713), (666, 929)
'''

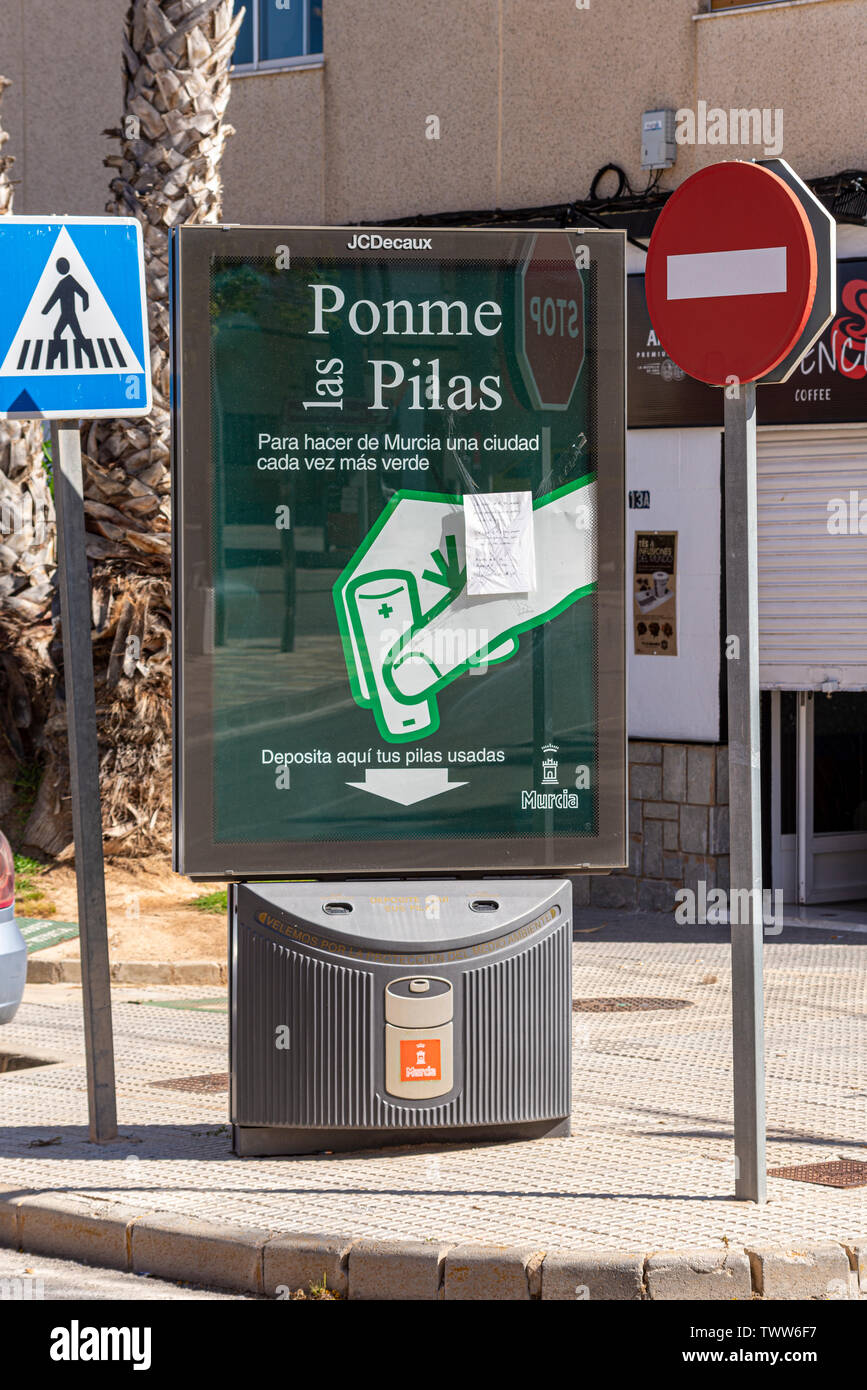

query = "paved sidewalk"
(0, 911), (865, 1260)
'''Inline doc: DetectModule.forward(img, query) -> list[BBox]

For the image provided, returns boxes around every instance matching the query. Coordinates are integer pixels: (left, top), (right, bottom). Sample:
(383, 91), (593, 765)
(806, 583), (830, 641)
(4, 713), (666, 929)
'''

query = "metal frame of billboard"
(171, 225), (626, 879)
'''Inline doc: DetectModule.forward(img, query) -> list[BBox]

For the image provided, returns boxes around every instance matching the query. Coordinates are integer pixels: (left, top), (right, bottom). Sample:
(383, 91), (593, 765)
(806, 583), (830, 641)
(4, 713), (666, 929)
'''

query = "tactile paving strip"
(149, 1073), (229, 1095)
(0, 942), (865, 1250)
(572, 997), (693, 1011)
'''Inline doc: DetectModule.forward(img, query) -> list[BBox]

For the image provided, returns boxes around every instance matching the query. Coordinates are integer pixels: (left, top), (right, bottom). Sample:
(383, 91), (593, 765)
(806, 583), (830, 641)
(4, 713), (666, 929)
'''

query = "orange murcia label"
(399, 1038), (441, 1081)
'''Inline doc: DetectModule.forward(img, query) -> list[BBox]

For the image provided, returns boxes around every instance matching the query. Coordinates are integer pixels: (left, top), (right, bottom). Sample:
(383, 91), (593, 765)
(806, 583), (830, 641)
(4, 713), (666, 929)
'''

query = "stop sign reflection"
(517, 232), (586, 410)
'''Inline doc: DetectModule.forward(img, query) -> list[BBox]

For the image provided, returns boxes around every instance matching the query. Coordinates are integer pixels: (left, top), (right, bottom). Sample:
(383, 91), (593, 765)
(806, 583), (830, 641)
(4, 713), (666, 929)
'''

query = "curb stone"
(26, 959), (227, 986)
(348, 1239), (450, 1301)
(444, 1244), (544, 1300)
(542, 1249), (644, 1301)
(0, 1193), (862, 1299)
(16, 1195), (137, 1272)
(131, 1214), (271, 1293)
(263, 1233), (353, 1298)
(645, 1248), (752, 1301)
(0, 1187), (21, 1246)
(843, 1240), (867, 1295)
(746, 1243), (852, 1300)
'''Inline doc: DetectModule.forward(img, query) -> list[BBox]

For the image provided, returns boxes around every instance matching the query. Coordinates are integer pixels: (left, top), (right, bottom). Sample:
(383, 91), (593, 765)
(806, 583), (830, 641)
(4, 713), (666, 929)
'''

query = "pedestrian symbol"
(0, 216), (150, 419)
(42, 255), (94, 367)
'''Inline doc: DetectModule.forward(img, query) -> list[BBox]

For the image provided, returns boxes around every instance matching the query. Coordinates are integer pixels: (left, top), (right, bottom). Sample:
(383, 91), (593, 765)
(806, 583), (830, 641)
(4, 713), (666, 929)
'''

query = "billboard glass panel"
(172, 226), (625, 876)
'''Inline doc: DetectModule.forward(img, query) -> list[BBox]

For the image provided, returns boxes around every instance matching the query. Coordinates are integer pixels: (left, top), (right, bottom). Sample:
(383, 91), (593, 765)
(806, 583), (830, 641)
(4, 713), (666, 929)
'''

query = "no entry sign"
(517, 233), (585, 409)
(646, 162), (818, 385)
(645, 159), (834, 1205)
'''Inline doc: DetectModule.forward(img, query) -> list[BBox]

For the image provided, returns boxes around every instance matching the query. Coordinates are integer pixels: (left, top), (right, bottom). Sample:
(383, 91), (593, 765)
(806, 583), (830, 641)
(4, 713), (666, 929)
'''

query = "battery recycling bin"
(230, 879), (572, 1155)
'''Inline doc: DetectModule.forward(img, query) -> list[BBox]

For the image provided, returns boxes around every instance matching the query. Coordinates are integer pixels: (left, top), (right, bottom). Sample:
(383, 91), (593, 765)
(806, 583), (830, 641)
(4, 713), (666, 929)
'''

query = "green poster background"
(208, 251), (597, 845)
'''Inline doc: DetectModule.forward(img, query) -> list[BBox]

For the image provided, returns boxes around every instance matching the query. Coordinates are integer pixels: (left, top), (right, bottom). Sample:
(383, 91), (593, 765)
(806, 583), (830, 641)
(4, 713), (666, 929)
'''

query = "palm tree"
(0, 76), (56, 826)
(25, 0), (244, 856)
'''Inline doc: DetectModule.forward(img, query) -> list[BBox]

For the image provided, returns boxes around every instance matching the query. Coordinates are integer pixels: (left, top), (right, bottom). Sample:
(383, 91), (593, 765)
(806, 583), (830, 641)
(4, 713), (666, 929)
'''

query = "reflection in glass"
(206, 250), (598, 848)
(813, 692), (867, 834)
(260, 0), (304, 63)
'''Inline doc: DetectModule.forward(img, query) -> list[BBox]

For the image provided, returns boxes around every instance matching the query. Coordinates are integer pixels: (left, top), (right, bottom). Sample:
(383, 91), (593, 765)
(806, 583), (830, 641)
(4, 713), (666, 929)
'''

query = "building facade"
(2, 0), (866, 910)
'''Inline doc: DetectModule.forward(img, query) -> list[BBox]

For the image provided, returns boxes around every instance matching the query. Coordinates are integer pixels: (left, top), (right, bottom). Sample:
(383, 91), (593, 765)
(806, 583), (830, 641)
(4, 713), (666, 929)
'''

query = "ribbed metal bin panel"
(234, 910), (570, 1129)
(234, 931), (375, 1127)
(460, 924), (571, 1123)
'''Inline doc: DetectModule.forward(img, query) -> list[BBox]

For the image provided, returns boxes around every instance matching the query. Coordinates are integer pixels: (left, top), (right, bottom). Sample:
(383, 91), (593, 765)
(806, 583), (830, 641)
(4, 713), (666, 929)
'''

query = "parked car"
(0, 830), (26, 1024)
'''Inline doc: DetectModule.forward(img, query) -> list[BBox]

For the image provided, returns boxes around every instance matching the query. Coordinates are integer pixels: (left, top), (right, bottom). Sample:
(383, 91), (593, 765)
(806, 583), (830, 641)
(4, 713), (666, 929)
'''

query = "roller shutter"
(757, 424), (867, 690)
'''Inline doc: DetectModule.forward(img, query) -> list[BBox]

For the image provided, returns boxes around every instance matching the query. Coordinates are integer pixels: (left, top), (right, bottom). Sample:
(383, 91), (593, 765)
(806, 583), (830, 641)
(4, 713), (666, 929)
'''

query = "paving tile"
(629, 765), (661, 801)
(643, 819), (663, 877)
(680, 805), (708, 854)
(662, 745), (686, 803)
(687, 746), (716, 805)
(629, 743), (662, 765)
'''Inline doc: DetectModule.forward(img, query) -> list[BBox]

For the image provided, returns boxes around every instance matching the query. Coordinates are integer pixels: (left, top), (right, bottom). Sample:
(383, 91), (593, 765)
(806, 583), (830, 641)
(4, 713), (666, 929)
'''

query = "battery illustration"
(345, 570), (437, 741)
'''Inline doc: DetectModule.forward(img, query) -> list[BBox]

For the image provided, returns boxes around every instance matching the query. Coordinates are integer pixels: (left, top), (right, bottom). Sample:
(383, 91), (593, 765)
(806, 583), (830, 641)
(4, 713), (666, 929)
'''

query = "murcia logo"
(346, 233), (433, 251)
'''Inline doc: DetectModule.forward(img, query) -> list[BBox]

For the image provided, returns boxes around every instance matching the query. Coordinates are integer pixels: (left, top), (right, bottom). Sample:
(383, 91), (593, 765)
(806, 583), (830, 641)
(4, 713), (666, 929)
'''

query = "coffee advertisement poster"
(634, 531), (677, 656)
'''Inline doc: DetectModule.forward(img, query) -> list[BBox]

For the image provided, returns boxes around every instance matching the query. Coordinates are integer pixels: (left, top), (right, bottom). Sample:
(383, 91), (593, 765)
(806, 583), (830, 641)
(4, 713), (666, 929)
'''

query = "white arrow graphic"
(346, 768), (467, 806)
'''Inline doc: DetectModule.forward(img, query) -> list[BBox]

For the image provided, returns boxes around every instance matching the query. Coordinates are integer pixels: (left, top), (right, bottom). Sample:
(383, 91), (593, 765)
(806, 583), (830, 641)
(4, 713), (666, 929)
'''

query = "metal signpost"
(646, 160), (835, 1202)
(0, 216), (151, 1142)
(171, 225), (627, 1155)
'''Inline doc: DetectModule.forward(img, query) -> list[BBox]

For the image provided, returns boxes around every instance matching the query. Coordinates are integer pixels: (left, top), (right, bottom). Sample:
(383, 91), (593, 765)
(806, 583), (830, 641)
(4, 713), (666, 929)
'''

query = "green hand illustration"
(334, 478), (596, 743)
(422, 533), (466, 596)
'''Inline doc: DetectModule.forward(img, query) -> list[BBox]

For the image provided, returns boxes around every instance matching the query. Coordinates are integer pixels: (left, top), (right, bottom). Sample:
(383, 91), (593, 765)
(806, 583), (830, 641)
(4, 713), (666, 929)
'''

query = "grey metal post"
(51, 421), (118, 1143)
(723, 383), (766, 1203)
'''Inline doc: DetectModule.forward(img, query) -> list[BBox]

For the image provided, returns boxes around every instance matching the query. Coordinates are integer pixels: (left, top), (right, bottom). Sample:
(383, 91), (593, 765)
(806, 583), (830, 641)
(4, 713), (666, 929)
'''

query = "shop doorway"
(769, 690), (867, 904)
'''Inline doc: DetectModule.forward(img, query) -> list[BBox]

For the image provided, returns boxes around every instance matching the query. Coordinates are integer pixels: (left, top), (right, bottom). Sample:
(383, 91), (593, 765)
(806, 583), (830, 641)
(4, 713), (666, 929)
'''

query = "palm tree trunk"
(0, 76), (57, 826)
(24, 0), (243, 856)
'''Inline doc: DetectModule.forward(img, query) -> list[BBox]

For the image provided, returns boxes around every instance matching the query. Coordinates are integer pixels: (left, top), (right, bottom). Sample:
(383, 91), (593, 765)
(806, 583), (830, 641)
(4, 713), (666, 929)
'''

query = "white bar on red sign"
(666, 246), (787, 301)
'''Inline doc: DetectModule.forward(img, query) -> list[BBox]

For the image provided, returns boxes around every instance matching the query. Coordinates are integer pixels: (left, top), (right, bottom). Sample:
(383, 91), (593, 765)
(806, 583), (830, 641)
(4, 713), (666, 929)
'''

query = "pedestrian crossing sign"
(0, 216), (151, 419)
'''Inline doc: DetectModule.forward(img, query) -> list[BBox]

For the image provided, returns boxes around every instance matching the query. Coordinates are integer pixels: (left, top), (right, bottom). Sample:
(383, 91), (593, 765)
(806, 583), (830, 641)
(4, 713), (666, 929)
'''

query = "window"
(233, 0), (323, 72)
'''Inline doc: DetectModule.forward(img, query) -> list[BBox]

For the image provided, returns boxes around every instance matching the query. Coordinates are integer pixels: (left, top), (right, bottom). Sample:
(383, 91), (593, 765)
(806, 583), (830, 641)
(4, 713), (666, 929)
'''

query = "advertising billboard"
(172, 226), (625, 877)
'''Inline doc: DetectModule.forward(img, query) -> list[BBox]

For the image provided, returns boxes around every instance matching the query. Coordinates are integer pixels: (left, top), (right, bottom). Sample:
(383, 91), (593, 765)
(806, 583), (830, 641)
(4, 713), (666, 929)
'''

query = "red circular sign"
(518, 233), (585, 409)
(646, 162), (817, 385)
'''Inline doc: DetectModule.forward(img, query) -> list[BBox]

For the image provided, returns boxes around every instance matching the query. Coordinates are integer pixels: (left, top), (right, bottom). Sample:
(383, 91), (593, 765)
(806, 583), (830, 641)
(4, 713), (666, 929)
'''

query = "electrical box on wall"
(641, 109), (676, 169)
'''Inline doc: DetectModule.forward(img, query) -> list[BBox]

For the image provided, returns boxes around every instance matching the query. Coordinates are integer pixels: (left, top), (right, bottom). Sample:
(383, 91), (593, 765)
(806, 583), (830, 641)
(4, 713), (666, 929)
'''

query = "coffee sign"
(629, 260), (867, 428)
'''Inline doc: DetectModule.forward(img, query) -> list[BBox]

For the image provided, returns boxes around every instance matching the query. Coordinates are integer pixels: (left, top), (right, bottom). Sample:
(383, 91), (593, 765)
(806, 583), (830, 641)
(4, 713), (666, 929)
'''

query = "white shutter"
(757, 424), (867, 690)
